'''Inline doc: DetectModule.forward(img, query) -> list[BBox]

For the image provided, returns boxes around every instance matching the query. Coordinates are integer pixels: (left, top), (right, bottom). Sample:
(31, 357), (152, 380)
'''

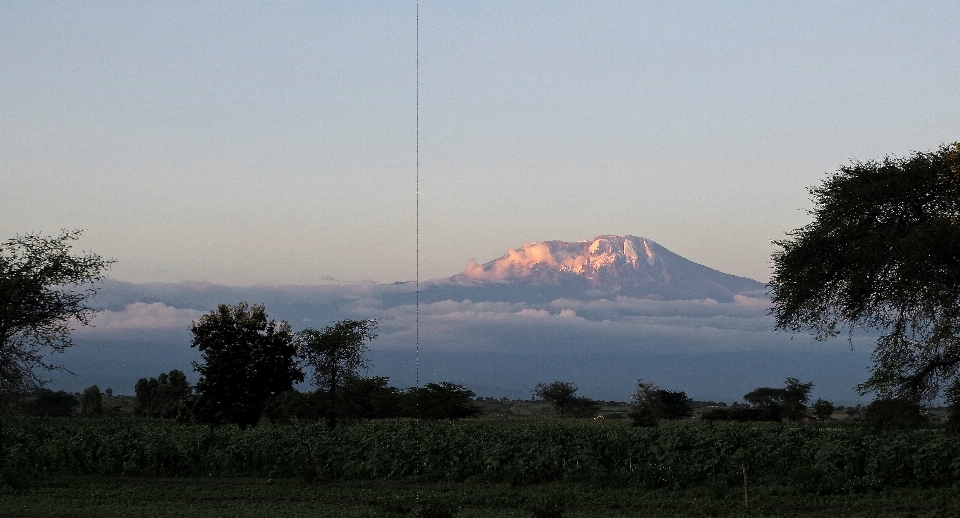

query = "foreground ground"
(2, 476), (959, 518)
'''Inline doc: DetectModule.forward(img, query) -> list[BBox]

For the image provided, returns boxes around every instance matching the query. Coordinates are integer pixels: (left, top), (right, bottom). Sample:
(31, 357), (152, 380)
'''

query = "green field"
(3, 418), (960, 517)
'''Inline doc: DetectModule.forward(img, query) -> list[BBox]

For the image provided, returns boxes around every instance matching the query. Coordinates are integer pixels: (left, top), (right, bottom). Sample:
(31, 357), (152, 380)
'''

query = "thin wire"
(415, 0), (422, 499)
(415, 3), (419, 387)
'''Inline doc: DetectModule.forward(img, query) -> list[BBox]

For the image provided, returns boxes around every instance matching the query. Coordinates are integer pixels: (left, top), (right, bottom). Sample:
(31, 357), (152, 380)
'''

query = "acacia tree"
(743, 377), (813, 421)
(0, 230), (111, 473)
(770, 143), (960, 401)
(190, 303), (302, 429)
(532, 381), (579, 417)
(0, 230), (113, 401)
(404, 382), (481, 423)
(296, 319), (378, 429)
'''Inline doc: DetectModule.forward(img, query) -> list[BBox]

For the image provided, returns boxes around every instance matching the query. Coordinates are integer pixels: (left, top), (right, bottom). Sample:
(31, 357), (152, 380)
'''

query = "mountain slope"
(407, 235), (766, 304)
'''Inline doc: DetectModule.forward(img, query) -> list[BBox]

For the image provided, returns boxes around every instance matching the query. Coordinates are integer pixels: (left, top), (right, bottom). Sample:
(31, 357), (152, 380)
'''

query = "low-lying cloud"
(55, 278), (874, 402)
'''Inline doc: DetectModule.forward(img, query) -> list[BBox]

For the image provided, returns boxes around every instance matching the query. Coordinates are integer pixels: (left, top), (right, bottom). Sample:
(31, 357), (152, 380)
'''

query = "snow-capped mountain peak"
(450, 235), (764, 302)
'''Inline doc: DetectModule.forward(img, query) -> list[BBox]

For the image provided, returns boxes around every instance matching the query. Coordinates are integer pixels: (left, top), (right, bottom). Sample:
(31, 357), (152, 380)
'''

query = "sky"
(3, 1), (959, 286)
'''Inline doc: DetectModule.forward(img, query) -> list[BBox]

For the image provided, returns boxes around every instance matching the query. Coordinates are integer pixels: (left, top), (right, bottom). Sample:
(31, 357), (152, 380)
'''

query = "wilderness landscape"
(55, 235), (874, 403)
(4, 2), (960, 517)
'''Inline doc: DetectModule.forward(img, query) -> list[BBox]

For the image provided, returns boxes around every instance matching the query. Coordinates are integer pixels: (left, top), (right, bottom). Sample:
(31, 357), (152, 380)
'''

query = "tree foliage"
(532, 381), (579, 418)
(190, 303), (302, 429)
(811, 398), (835, 421)
(340, 375), (402, 421)
(296, 319), (377, 429)
(631, 380), (693, 426)
(770, 143), (960, 401)
(135, 369), (191, 419)
(21, 389), (78, 418)
(861, 398), (927, 430)
(405, 382), (481, 422)
(79, 385), (103, 417)
(743, 377), (813, 421)
(0, 230), (113, 401)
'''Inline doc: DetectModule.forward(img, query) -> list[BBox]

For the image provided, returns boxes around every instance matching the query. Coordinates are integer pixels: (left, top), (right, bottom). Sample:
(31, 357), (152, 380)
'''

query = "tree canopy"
(135, 369), (191, 419)
(743, 377), (813, 421)
(631, 380), (693, 426)
(0, 230), (113, 401)
(406, 382), (481, 422)
(532, 381), (579, 417)
(296, 319), (378, 429)
(190, 303), (302, 429)
(770, 143), (960, 401)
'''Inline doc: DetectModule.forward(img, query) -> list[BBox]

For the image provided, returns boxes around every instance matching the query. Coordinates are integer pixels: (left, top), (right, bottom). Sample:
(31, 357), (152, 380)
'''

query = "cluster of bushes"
(261, 379), (480, 424)
(133, 370), (481, 425)
(14, 385), (110, 418)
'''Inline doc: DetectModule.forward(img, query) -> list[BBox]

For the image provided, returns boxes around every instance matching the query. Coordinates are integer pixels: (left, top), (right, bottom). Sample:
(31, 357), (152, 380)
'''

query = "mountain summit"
(446, 235), (765, 302)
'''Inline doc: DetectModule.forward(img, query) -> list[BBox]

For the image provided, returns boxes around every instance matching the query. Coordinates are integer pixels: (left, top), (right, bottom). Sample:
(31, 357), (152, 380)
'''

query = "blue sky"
(3, 1), (959, 285)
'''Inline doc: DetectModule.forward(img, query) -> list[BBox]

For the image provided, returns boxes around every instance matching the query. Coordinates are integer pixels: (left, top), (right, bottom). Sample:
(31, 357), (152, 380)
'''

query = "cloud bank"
(51, 279), (874, 402)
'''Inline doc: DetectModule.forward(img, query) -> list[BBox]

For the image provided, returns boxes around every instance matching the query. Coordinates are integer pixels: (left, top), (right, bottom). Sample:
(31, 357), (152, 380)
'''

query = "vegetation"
(631, 379), (693, 426)
(532, 381), (602, 419)
(743, 377), (814, 421)
(79, 385), (103, 417)
(190, 303), (303, 429)
(5, 419), (960, 493)
(20, 389), (78, 418)
(861, 398), (928, 430)
(134, 369), (190, 419)
(296, 319), (378, 429)
(770, 143), (960, 401)
(0, 230), (113, 401)
(811, 398), (835, 421)
(5, 476), (960, 517)
(405, 382), (481, 422)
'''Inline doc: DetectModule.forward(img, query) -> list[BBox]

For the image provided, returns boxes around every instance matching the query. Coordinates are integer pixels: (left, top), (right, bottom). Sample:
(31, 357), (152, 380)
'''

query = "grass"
(2, 476), (960, 517)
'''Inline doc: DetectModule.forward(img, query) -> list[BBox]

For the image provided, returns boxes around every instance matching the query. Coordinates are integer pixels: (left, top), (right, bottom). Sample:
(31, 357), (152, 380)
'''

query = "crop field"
(3, 419), (960, 516)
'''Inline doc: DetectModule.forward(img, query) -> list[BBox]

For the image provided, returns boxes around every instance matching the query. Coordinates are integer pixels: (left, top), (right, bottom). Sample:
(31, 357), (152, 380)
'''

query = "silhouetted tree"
(22, 388), (77, 417)
(135, 369), (191, 419)
(631, 380), (693, 426)
(405, 382), (481, 422)
(79, 385), (103, 417)
(341, 375), (402, 421)
(532, 381), (579, 418)
(743, 377), (813, 421)
(811, 398), (835, 421)
(770, 143), (960, 401)
(0, 230), (112, 472)
(190, 303), (302, 429)
(862, 398), (927, 430)
(296, 319), (378, 429)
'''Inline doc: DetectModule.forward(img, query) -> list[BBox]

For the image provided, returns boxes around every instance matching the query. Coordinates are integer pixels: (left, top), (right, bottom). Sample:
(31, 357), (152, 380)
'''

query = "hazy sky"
(3, 1), (959, 285)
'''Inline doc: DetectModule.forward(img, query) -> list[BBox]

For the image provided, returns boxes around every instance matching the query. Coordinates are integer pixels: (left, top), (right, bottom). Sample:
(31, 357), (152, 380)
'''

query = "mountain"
(401, 235), (766, 305)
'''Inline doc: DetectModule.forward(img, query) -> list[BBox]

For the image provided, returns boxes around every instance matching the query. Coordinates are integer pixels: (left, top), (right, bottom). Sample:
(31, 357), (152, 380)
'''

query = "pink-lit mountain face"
(447, 235), (766, 302)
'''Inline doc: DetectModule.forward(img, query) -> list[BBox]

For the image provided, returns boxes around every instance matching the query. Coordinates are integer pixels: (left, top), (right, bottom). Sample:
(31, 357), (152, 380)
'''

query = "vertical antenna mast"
(415, 0), (420, 391)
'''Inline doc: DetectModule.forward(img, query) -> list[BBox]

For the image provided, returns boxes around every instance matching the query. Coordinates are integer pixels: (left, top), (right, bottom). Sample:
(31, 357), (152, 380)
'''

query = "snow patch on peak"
(589, 239), (601, 254)
(622, 239), (639, 267)
(642, 240), (656, 267)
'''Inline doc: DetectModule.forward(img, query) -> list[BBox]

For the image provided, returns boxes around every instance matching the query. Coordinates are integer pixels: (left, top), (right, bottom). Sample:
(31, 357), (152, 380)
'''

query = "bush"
(21, 389), (78, 418)
(861, 398), (927, 430)
(812, 398), (835, 421)
(565, 397), (601, 419)
(404, 382), (481, 422)
(261, 391), (324, 423)
(632, 380), (693, 425)
(79, 385), (103, 417)
(700, 407), (768, 422)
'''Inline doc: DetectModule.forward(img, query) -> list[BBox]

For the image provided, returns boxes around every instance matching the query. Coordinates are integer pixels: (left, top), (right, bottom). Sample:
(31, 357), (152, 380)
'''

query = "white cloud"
(85, 302), (204, 330)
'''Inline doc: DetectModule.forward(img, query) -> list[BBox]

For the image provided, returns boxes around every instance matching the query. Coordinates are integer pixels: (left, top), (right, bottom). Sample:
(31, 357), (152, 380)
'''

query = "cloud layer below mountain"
(51, 278), (875, 404)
